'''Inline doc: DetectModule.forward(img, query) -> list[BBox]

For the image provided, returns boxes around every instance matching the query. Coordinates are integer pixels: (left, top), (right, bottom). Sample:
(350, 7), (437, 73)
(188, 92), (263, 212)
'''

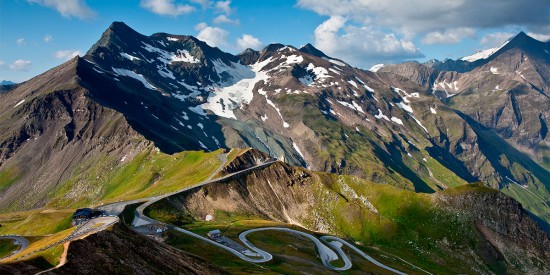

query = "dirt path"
(35, 241), (70, 274)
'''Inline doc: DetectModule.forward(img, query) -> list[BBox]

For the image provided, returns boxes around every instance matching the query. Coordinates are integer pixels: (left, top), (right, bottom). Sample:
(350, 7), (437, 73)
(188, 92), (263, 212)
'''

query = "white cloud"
(236, 34), (262, 51)
(9, 60), (32, 71)
(28, 0), (96, 19)
(480, 32), (515, 47)
(214, 0), (232, 15)
(16, 38), (25, 46)
(54, 50), (82, 60)
(422, 28), (476, 44)
(194, 22), (208, 31)
(0, 60), (4, 66)
(314, 15), (346, 54)
(140, 0), (195, 16)
(43, 34), (53, 43)
(297, 0), (550, 33)
(197, 25), (229, 47)
(213, 14), (238, 25)
(528, 32), (550, 42)
(314, 16), (423, 67)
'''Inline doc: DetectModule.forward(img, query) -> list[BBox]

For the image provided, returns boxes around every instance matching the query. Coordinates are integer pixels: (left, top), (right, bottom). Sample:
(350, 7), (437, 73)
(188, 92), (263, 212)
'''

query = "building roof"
(73, 208), (93, 218)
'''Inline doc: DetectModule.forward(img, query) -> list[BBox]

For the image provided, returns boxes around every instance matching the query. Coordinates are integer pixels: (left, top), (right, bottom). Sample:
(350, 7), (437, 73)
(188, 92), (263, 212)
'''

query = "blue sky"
(1, 0), (549, 83)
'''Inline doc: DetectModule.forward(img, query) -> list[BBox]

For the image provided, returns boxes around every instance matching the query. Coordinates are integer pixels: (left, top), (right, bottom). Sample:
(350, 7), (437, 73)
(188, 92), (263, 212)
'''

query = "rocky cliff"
(0, 224), (228, 274)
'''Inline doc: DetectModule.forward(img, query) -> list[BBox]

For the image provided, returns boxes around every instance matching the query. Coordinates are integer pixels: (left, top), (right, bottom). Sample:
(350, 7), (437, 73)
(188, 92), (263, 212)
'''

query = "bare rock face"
(56, 224), (227, 274)
(0, 224), (228, 274)
(169, 160), (315, 225)
(220, 148), (272, 175)
(0, 59), (151, 212)
(434, 184), (550, 274)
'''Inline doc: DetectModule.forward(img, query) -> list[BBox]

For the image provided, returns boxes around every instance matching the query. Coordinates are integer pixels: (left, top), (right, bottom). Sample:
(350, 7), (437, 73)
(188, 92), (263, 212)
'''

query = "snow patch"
(112, 67), (157, 90)
(337, 100), (364, 114)
(461, 48), (498, 62)
(299, 75), (314, 86)
(347, 80), (358, 89)
(328, 68), (341, 75)
(490, 67), (499, 74)
(396, 101), (413, 113)
(171, 49), (200, 63)
(391, 117), (403, 125)
(293, 142), (306, 163)
(189, 105), (207, 116)
(201, 58), (271, 119)
(432, 81), (458, 98)
(306, 63), (331, 81)
(259, 89), (289, 128)
(430, 107), (437, 114)
(374, 109), (390, 121)
(323, 57), (346, 66)
(167, 37), (179, 42)
(158, 66), (175, 79)
(283, 54), (303, 64)
(14, 99), (25, 108)
(369, 64), (384, 72)
(199, 141), (208, 149)
(461, 39), (509, 62)
(120, 52), (140, 61)
(410, 115), (428, 133)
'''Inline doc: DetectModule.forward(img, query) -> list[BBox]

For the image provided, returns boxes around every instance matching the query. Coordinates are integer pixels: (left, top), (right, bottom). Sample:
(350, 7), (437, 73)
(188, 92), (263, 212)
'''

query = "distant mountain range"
(0, 22), (548, 273)
(0, 80), (16, 86)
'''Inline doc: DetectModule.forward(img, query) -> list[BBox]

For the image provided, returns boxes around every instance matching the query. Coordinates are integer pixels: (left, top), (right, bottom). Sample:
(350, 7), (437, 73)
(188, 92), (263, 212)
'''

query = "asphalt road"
(239, 227), (344, 269)
(70, 216), (120, 239)
(5, 151), (404, 274)
(132, 157), (278, 227)
(320, 236), (406, 274)
(129, 154), (405, 273)
(0, 235), (29, 261)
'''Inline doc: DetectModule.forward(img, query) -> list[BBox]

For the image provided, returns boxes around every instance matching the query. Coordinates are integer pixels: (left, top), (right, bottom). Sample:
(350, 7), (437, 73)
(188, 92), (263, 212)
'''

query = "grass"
(0, 166), (21, 193)
(46, 148), (224, 209)
(120, 203), (142, 225)
(0, 238), (19, 258)
(423, 157), (468, 188)
(147, 176), (483, 274)
(2, 227), (74, 265)
(0, 209), (73, 236)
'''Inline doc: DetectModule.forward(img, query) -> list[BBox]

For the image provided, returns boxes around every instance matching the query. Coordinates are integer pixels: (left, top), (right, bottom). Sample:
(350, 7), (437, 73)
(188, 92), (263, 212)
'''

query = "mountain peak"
(262, 43), (287, 52)
(108, 21), (134, 32)
(299, 43), (328, 58)
(490, 30), (547, 58)
(505, 31), (538, 46)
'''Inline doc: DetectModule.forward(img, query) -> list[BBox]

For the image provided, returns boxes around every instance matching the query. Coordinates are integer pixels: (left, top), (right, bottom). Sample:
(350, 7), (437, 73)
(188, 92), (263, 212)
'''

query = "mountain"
(0, 81), (16, 86)
(380, 32), (550, 222)
(0, 22), (549, 272)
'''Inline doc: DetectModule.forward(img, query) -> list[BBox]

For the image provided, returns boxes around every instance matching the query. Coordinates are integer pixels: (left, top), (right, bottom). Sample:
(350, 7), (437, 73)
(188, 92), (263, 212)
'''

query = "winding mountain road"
(125, 153), (405, 273)
(3, 151), (405, 274)
(0, 236), (29, 261)
(132, 156), (277, 227)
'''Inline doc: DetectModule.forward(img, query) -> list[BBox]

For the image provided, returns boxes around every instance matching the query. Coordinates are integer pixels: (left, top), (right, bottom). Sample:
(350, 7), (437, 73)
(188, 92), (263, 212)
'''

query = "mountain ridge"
(0, 21), (548, 228)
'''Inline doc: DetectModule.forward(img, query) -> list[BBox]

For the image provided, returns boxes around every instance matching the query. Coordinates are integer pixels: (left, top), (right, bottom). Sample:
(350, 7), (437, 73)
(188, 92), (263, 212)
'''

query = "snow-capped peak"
(461, 39), (510, 62)
(369, 64), (384, 72)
